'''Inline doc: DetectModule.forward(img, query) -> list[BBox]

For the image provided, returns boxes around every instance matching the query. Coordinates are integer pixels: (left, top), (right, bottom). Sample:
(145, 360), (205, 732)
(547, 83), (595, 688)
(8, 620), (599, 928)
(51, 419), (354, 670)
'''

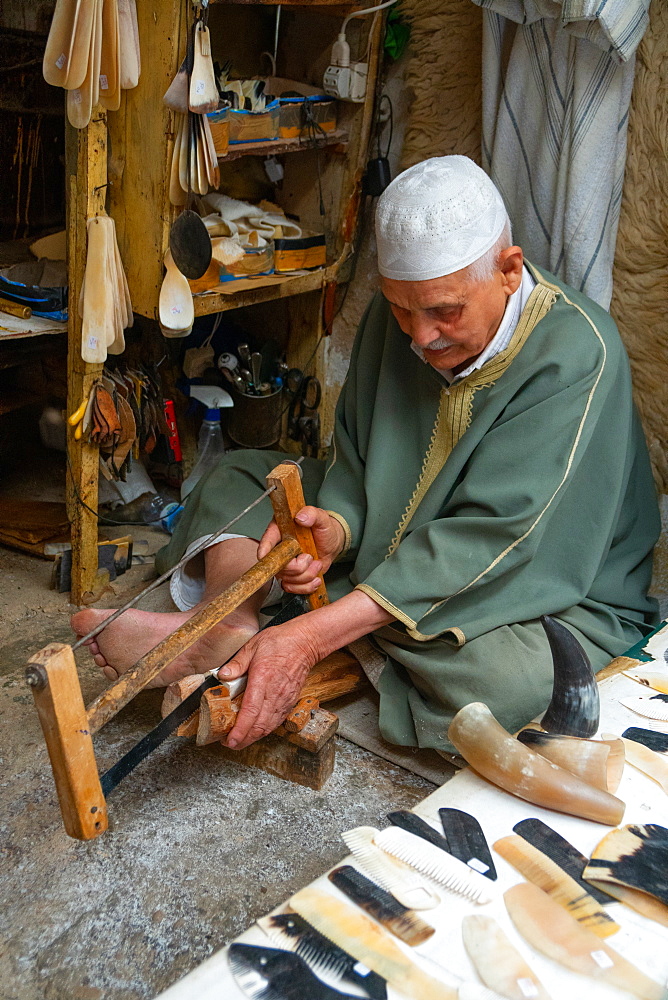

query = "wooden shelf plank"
(219, 130), (348, 163)
(193, 269), (326, 316)
(213, 1), (369, 6)
(0, 314), (67, 341)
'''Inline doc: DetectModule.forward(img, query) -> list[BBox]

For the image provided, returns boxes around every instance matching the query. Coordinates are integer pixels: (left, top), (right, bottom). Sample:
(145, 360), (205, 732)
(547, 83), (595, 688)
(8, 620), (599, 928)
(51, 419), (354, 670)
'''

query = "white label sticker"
(517, 979), (539, 998)
(71, 89), (82, 105)
(170, 305), (182, 315)
(99, 73), (109, 91)
(353, 961), (371, 976)
(56, 52), (67, 69)
(467, 857), (489, 874)
(87, 336), (99, 351)
(591, 950), (614, 970)
(195, 79), (205, 95)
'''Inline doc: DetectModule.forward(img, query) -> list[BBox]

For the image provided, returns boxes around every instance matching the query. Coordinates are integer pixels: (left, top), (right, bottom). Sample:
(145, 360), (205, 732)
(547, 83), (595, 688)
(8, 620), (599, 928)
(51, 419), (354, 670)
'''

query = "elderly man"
(73, 156), (659, 754)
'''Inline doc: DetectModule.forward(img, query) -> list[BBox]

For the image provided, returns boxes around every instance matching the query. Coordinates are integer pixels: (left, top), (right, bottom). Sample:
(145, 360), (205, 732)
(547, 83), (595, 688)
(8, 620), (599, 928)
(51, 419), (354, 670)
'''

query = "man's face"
(381, 247), (524, 373)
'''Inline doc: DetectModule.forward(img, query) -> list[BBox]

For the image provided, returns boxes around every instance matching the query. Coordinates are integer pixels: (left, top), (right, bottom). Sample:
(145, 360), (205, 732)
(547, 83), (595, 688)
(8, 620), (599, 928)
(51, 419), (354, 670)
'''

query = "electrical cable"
(66, 448), (169, 526)
(377, 93), (393, 160)
(341, 0), (398, 34)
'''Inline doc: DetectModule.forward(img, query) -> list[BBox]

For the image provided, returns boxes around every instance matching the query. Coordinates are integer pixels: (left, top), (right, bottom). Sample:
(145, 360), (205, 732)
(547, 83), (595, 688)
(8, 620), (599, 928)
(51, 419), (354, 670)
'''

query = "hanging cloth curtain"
(470, 0), (650, 308)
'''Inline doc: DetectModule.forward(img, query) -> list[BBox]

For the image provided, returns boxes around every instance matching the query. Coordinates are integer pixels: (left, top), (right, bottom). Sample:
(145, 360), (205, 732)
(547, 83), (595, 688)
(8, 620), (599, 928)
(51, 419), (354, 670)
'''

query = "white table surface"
(155, 667), (668, 1000)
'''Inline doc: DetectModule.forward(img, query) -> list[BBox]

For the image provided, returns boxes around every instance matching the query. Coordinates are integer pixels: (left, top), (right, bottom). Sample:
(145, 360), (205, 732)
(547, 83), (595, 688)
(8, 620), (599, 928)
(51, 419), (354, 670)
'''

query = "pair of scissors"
(287, 369), (321, 457)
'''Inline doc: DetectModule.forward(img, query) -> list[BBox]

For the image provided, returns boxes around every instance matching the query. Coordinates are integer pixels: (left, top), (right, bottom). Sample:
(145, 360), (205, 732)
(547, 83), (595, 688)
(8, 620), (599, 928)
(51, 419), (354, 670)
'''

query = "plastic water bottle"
(181, 415), (226, 499)
(159, 501), (184, 533)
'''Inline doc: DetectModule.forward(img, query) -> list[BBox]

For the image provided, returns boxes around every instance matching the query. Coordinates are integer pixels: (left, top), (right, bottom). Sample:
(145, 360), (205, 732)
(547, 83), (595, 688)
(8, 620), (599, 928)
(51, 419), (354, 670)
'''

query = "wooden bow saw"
(25, 463), (365, 840)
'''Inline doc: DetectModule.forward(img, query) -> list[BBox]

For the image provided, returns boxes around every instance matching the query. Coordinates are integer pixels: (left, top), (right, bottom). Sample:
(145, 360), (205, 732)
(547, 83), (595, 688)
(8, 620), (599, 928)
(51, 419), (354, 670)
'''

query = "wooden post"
(27, 644), (108, 841)
(267, 462), (330, 610)
(66, 110), (108, 605)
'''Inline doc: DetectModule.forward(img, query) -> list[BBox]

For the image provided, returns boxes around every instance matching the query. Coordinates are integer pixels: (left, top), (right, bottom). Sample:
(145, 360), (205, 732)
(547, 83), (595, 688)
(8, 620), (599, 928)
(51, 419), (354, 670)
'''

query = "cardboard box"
(263, 77), (337, 140)
(207, 104), (230, 157)
(274, 232), (326, 272)
(228, 99), (280, 144)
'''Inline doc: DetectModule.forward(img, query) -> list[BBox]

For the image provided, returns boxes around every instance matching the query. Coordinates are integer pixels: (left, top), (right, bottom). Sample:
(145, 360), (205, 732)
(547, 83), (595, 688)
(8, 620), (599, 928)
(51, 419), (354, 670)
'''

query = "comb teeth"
(374, 827), (494, 904)
(227, 961), (278, 1000)
(620, 697), (668, 722)
(259, 913), (388, 1000)
(493, 835), (619, 937)
(228, 943), (361, 1000)
(342, 827), (440, 910)
(263, 914), (345, 973)
(512, 817), (615, 906)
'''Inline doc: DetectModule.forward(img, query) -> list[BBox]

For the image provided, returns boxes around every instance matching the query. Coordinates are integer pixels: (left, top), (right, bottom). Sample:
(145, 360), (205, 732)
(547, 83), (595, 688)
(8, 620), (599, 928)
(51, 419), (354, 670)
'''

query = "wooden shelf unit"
(193, 269), (327, 317)
(67, 1), (383, 602)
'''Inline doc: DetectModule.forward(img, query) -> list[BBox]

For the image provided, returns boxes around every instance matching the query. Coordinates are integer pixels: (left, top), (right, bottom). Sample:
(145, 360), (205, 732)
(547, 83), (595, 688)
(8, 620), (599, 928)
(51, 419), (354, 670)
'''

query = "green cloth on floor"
(157, 264), (660, 752)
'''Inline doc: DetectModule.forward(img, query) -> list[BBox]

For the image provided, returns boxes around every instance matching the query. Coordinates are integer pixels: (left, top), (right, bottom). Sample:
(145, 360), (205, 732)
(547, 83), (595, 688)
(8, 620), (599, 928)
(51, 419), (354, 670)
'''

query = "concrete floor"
(0, 535), (435, 1000)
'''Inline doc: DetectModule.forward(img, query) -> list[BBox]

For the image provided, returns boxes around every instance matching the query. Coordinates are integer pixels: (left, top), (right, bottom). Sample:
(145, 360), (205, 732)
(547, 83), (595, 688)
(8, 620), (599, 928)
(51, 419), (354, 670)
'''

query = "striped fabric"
(471, 0), (650, 308)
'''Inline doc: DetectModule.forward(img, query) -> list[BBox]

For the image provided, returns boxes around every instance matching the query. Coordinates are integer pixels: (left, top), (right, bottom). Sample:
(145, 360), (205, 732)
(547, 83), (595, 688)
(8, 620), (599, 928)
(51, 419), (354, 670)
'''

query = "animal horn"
(447, 703), (624, 826)
(539, 615), (599, 738)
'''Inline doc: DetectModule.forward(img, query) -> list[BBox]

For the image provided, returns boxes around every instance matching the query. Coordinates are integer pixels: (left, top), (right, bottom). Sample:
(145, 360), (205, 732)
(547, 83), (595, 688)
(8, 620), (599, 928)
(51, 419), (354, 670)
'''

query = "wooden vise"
(26, 463), (365, 840)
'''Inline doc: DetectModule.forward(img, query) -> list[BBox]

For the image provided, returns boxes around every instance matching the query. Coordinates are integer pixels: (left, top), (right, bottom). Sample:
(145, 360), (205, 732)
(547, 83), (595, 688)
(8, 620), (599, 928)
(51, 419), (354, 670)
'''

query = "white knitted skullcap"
(376, 156), (509, 281)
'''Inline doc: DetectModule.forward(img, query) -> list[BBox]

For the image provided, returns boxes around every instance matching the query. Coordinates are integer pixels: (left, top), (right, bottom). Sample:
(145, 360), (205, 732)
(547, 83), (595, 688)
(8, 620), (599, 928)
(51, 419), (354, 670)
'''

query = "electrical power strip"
(323, 62), (368, 103)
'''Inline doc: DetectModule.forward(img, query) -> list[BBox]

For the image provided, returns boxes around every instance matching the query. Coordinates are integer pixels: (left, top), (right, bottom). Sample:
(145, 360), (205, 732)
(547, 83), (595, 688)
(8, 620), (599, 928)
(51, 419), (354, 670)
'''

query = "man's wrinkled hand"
(219, 623), (319, 750)
(257, 506), (344, 595)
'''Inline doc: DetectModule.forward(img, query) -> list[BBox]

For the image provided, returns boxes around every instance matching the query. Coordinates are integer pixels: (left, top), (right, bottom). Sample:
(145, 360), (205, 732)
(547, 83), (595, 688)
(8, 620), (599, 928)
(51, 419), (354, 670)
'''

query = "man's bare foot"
(71, 606), (258, 686)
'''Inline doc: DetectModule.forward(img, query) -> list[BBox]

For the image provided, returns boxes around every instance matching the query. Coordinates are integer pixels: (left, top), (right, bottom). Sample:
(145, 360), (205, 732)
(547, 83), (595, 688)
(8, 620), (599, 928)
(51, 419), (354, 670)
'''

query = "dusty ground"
(0, 526), (435, 1000)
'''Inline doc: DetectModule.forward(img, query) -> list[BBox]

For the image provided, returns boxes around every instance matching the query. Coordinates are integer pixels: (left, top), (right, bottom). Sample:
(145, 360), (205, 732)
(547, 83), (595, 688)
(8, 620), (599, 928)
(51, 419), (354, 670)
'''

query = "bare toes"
(103, 665), (119, 681)
(94, 653), (108, 668)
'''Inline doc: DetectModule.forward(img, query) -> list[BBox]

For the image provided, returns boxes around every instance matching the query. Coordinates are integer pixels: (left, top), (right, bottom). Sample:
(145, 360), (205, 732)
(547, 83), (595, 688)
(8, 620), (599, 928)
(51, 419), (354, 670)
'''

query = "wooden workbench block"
(27, 643), (107, 840)
(216, 732), (336, 791)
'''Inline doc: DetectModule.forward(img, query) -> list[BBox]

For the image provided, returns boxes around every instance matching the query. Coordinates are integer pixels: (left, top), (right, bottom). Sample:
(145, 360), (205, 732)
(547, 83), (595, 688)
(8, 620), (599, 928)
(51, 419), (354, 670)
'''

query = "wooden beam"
(85, 537), (301, 734)
(107, 0), (185, 319)
(66, 110), (108, 605)
(27, 643), (107, 841)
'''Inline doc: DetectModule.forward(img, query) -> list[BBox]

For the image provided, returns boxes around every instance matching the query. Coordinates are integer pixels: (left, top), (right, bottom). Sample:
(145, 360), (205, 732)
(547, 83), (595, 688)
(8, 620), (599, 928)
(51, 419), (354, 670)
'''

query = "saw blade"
(100, 595), (306, 795)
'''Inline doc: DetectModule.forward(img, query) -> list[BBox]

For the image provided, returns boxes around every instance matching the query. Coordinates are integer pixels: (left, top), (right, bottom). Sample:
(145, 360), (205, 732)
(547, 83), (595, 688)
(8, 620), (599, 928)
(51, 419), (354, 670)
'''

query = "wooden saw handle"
(266, 462), (330, 610)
